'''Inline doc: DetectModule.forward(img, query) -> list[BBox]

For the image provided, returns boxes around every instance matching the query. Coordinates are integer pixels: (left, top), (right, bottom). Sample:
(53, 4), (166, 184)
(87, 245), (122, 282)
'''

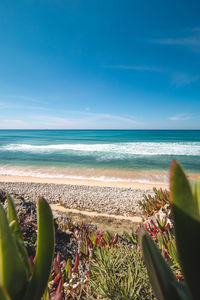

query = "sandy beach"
(0, 173), (169, 189)
(0, 173), (169, 219)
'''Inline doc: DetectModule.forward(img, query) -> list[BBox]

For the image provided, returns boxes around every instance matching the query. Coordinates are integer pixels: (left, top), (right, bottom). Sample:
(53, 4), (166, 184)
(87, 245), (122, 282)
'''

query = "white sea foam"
(0, 142), (200, 156)
(0, 166), (168, 184)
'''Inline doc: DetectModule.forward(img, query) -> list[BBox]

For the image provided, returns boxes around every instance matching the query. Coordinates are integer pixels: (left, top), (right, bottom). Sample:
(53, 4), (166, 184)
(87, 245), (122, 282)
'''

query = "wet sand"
(0, 174), (169, 190)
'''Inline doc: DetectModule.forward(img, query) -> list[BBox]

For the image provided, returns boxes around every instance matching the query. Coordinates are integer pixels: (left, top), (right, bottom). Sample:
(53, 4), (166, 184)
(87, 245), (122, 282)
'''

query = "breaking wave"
(1, 142), (200, 156)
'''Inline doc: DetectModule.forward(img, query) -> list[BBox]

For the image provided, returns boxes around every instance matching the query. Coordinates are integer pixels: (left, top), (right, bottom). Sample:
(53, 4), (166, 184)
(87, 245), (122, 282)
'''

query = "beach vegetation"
(0, 195), (55, 300)
(123, 230), (138, 245)
(140, 160), (200, 300)
(88, 245), (154, 299)
(144, 218), (181, 277)
(139, 188), (170, 217)
(42, 217), (155, 299)
(2, 160), (199, 299)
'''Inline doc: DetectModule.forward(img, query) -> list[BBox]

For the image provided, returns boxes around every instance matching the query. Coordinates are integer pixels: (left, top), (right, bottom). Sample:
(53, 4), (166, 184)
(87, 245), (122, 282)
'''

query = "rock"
(0, 189), (6, 203)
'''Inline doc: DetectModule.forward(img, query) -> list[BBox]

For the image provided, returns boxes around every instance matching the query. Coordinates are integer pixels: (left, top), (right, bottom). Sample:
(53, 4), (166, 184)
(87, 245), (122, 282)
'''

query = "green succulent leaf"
(15, 238), (32, 278)
(189, 178), (200, 207)
(65, 258), (72, 281)
(7, 194), (23, 241)
(140, 229), (188, 300)
(7, 194), (31, 277)
(23, 198), (55, 300)
(170, 161), (200, 221)
(0, 203), (28, 300)
(0, 285), (11, 300)
(43, 287), (51, 300)
(170, 160), (200, 300)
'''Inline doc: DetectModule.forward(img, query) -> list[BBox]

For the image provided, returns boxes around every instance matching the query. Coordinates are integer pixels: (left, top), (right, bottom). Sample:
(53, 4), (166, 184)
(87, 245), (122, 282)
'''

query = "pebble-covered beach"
(0, 181), (154, 216)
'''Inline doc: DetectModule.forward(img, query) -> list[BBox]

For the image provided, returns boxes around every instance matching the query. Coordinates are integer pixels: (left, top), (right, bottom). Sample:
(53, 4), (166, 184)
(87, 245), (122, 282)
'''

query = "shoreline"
(0, 174), (169, 190)
(0, 164), (170, 188)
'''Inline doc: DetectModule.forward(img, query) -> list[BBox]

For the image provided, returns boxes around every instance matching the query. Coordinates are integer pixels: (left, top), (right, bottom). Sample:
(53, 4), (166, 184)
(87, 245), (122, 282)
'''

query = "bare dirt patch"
(50, 203), (142, 234)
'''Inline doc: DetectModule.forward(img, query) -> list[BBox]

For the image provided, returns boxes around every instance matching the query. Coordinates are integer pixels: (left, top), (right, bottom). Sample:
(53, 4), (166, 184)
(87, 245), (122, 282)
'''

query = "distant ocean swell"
(0, 130), (199, 183)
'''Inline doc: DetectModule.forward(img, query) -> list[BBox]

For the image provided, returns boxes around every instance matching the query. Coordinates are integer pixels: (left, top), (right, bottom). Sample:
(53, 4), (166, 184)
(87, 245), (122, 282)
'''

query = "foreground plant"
(52, 221), (120, 298)
(89, 245), (154, 299)
(0, 195), (55, 300)
(139, 188), (170, 217)
(140, 160), (200, 300)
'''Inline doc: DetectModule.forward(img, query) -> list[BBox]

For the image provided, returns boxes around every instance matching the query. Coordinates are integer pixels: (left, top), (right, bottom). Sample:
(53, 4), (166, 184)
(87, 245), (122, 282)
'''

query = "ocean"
(0, 129), (199, 185)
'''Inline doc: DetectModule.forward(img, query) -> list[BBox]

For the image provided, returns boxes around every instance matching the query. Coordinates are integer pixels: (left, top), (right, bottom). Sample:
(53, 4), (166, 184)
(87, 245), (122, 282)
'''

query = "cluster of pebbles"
(0, 181), (153, 216)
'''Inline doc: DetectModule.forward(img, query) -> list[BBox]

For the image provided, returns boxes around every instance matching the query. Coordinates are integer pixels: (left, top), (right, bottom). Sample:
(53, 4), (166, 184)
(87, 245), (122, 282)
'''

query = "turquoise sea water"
(0, 130), (199, 183)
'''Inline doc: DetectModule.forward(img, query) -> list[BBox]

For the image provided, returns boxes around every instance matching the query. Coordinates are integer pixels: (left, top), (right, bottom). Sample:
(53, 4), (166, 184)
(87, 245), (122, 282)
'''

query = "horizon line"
(0, 128), (200, 131)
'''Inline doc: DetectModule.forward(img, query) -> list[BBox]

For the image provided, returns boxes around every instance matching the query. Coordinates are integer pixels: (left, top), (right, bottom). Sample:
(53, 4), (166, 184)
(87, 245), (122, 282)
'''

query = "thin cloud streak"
(0, 100), (52, 112)
(0, 111), (144, 129)
(0, 94), (48, 104)
(59, 109), (142, 125)
(190, 28), (200, 32)
(151, 37), (200, 47)
(168, 113), (192, 121)
(102, 65), (162, 72)
(102, 65), (198, 87)
(149, 30), (200, 51)
(171, 72), (199, 86)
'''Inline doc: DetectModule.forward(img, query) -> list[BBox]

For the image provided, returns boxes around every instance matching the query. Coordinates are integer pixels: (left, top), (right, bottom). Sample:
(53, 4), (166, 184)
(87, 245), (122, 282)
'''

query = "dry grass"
(50, 203), (142, 234)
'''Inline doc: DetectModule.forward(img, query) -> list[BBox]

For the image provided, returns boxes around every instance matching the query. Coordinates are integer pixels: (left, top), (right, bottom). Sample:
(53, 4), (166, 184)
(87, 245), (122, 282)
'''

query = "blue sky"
(0, 0), (200, 129)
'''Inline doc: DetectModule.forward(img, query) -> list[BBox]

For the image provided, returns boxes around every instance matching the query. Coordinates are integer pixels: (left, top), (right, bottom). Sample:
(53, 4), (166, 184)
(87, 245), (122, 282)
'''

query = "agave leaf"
(140, 230), (187, 300)
(0, 203), (28, 300)
(0, 285), (11, 300)
(7, 194), (31, 277)
(7, 195), (30, 273)
(7, 194), (23, 241)
(43, 287), (51, 300)
(170, 161), (199, 220)
(65, 259), (72, 281)
(9, 220), (16, 231)
(16, 238), (32, 278)
(23, 198), (55, 300)
(170, 161), (200, 300)
(89, 231), (97, 245)
(171, 281), (190, 300)
(167, 240), (179, 267)
(189, 178), (200, 209)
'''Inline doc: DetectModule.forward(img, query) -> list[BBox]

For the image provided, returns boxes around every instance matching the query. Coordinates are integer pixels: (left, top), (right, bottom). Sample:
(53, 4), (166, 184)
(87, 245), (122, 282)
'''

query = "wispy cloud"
(0, 94), (48, 104)
(0, 100), (51, 111)
(0, 119), (27, 129)
(149, 29), (200, 51)
(56, 110), (143, 126)
(169, 113), (192, 121)
(102, 64), (198, 87)
(30, 116), (77, 128)
(151, 37), (200, 47)
(190, 28), (200, 32)
(102, 65), (162, 72)
(0, 111), (144, 129)
(171, 72), (199, 86)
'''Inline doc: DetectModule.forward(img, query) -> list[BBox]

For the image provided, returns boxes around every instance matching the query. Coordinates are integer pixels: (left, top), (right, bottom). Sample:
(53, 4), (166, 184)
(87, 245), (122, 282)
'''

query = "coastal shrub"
(144, 218), (181, 279)
(45, 220), (120, 299)
(140, 160), (200, 300)
(88, 245), (154, 299)
(0, 195), (55, 300)
(141, 186), (180, 273)
(123, 231), (138, 245)
(139, 187), (170, 217)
